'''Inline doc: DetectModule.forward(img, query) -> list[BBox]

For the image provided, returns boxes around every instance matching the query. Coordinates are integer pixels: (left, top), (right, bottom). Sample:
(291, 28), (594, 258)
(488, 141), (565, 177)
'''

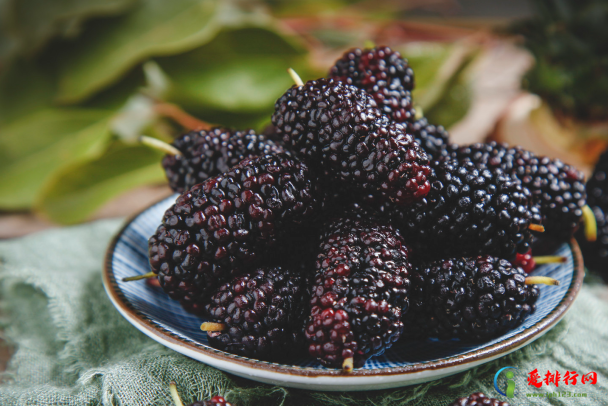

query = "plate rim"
(103, 195), (585, 381)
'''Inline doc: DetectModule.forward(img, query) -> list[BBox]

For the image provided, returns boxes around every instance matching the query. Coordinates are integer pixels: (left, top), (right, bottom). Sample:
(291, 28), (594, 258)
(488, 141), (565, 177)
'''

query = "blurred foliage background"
(0, 0), (606, 228)
(509, 0), (608, 122)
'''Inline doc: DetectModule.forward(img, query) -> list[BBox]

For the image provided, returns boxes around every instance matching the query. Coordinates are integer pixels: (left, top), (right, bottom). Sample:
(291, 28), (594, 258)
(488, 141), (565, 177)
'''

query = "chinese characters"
(527, 369), (597, 387)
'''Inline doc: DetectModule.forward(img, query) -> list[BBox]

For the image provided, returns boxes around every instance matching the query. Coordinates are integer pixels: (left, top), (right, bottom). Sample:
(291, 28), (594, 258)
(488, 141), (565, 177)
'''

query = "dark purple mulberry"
(162, 128), (284, 193)
(577, 149), (608, 278)
(577, 206), (608, 278)
(389, 158), (541, 259)
(403, 256), (539, 341)
(329, 46), (416, 122)
(148, 153), (322, 314)
(409, 117), (450, 161)
(585, 147), (608, 208)
(203, 266), (308, 361)
(452, 142), (586, 241)
(272, 79), (431, 204)
(306, 216), (411, 369)
(448, 392), (511, 406)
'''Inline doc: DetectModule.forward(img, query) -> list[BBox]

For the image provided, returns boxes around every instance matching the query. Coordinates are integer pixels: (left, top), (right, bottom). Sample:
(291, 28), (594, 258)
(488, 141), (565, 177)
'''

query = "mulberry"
(393, 158), (541, 259)
(161, 128), (284, 193)
(148, 153), (322, 314)
(410, 117), (450, 161)
(329, 46), (415, 122)
(577, 205), (608, 279)
(448, 392), (510, 406)
(403, 256), (541, 341)
(452, 142), (586, 240)
(306, 216), (411, 369)
(202, 266), (308, 361)
(170, 382), (233, 406)
(272, 79), (431, 204)
(189, 397), (232, 406)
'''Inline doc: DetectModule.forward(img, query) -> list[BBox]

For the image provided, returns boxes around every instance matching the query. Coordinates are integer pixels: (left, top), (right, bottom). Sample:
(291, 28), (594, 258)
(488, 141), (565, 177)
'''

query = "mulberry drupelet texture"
(448, 392), (511, 406)
(403, 256), (539, 341)
(586, 148), (608, 208)
(452, 142), (586, 240)
(511, 249), (535, 273)
(409, 117), (450, 161)
(148, 153), (322, 314)
(306, 216), (412, 369)
(272, 78), (431, 204)
(329, 46), (416, 122)
(393, 158), (541, 259)
(203, 266), (308, 360)
(162, 128), (284, 193)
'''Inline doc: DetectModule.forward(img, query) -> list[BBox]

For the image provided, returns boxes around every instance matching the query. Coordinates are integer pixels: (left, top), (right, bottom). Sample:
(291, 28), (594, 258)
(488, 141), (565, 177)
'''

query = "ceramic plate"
(103, 195), (584, 391)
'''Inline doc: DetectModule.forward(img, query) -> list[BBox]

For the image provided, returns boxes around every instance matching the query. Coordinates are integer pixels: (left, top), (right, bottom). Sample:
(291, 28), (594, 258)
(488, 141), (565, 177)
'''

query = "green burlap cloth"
(0, 219), (607, 406)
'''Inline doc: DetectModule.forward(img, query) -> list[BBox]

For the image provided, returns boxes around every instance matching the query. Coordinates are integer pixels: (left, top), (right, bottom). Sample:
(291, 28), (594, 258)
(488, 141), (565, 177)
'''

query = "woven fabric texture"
(0, 219), (606, 406)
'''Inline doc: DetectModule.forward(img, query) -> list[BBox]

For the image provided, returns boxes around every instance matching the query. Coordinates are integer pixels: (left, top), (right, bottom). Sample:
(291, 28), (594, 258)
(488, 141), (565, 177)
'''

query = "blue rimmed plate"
(103, 195), (584, 391)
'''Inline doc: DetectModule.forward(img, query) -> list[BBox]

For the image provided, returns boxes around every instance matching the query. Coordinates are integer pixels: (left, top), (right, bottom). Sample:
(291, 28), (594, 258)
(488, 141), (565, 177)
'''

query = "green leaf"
(423, 71), (473, 129)
(0, 58), (56, 126)
(402, 43), (453, 102)
(0, 0), (136, 64)
(406, 43), (477, 112)
(36, 142), (165, 224)
(0, 109), (110, 169)
(53, 0), (227, 104)
(165, 58), (298, 113)
(402, 42), (479, 128)
(0, 0), (18, 64)
(0, 111), (113, 209)
(160, 26), (307, 117)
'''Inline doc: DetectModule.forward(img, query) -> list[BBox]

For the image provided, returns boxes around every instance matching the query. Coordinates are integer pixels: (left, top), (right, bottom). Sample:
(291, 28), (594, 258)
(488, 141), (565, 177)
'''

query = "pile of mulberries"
(131, 45), (577, 371)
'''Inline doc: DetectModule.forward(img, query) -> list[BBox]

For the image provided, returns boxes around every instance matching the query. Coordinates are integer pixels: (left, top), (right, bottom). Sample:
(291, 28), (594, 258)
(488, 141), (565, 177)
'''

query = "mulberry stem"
(154, 102), (211, 131)
(525, 276), (560, 285)
(169, 382), (185, 406)
(139, 136), (182, 156)
(533, 256), (566, 265)
(582, 205), (598, 242)
(123, 271), (156, 282)
(200, 322), (227, 332)
(528, 224), (545, 232)
(342, 357), (354, 373)
(287, 68), (304, 87)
